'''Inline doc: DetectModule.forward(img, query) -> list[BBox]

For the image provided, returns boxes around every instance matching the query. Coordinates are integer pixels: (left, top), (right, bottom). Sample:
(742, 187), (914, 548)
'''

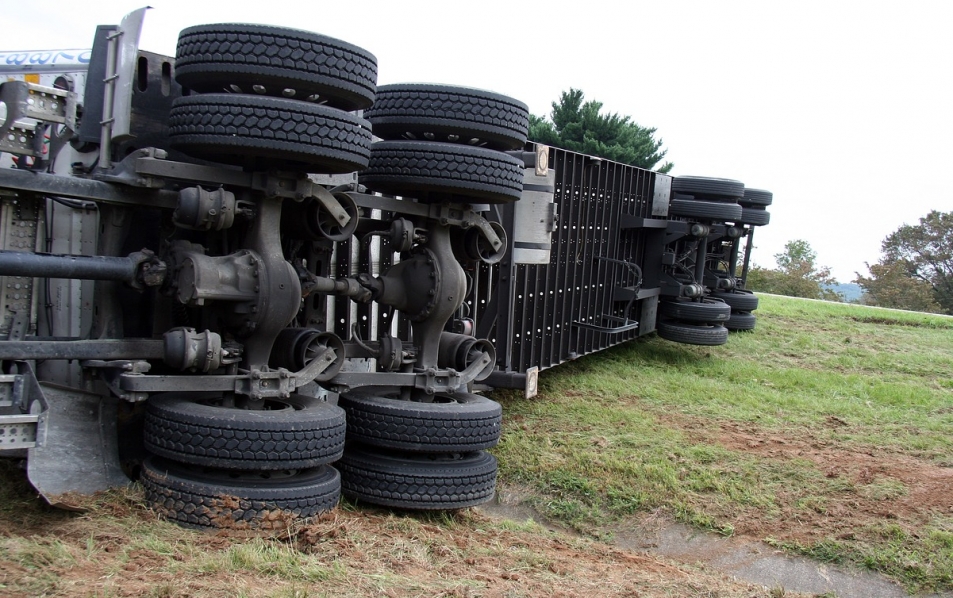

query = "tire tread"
(168, 94), (372, 173)
(144, 394), (346, 470)
(175, 24), (377, 110)
(360, 140), (524, 203)
(338, 448), (497, 509)
(141, 458), (340, 528)
(365, 84), (529, 150)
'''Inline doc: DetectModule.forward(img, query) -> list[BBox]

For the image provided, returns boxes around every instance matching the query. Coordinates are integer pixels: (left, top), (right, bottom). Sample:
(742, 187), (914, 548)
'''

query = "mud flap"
(28, 382), (130, 507)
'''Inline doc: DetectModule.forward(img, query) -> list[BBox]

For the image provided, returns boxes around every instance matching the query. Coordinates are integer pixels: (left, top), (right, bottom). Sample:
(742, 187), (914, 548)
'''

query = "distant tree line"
(746, 240), (842, 302)
(854, 210), (951, 314)
(745, 211), (953, 314)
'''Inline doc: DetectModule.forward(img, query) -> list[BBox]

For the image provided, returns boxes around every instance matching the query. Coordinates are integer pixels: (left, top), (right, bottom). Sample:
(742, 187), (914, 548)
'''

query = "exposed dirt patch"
(655, 410), (953, 545)
(847, 315), (952, 329)
(0, 462), (796, 598)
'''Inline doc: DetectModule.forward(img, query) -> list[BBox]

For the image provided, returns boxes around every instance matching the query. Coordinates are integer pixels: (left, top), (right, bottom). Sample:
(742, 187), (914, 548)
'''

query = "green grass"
(491, 294), (953, 592)
(3, 294), (951, 595)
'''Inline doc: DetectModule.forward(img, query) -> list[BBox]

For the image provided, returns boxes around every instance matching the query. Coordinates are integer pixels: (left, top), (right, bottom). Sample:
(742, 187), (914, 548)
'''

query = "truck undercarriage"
(0, 9), (773, 527)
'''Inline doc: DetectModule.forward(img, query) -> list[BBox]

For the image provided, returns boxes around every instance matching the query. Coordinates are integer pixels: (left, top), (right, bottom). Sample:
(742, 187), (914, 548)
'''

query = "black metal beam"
(0, 168), (177, 209)
(0, 339), (164, 360)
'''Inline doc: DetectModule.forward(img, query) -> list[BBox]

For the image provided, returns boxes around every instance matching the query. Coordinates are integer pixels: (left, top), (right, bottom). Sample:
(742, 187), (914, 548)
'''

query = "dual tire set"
(141, 23), (530, 526)
(659, 177), (773, 343)
(338, 80), (530, 509)
(336, 390), (503, 509)
(141, 394), (347, 528)
(140, 388), (506, 527)
(141, 23), (380, 528)
(657, 296), (731, 346)
(360, 83), (530, 204)
(167, 23), (378, 173)
(704, 184), (771, 330)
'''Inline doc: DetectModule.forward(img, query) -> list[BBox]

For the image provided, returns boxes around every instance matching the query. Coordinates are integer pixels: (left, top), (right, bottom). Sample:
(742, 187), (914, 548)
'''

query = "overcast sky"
(5, 0), (951, 282)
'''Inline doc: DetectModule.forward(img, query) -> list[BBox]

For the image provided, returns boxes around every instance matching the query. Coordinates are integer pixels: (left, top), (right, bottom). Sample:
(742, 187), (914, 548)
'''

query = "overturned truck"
(0, 10), (773, 527)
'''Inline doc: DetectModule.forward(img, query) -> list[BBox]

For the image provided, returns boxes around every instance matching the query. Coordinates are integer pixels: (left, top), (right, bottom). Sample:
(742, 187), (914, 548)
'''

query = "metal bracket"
(114, 347), (337, 400)
(0, 79), (76, 161)
(98, 7), (148, 168)
(83, 359), (152, 402)
(0, 374), (24, 408)
(652, 174), (672, 217)
(348, 192), (503, 250)
(0, 364), (42, 453)
(106, 153), (352, 233)
(0, 414), (39, 450)
(234, 368), (295, 400)
(328, 350), (492, 396)
(291, 346), (338, 386)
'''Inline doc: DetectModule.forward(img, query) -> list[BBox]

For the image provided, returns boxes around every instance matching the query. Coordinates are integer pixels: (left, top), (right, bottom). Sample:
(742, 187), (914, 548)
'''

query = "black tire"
(338, 389), (502, 452)
(658, 297), (731, 323)
(669, 198), (742, 221)
(338, 447), (497, 510)
(365, 84), (529, 151)
(175, 24), (377, 110)
(671, 176), (744, 200)
(141, 457), (340, 529)
(656, 319), (729, 346)
(736, 208), (771, 226)
(726, 311), (757, 331)
(741, 188), (773, 207)
(168, 94), (372, 173)
(360, 141), (524, 204)
(711, 290), (759, 311)
(144, 393), (346, 470)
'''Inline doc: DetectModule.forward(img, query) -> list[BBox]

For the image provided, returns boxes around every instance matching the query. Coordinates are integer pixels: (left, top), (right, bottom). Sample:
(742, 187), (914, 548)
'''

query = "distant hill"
(825, 282), (864, 302)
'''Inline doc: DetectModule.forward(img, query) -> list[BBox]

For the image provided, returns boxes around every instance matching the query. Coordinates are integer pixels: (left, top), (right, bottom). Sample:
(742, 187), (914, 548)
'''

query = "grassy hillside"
(493, 294), (953, 592)
(2, 294), (950, 595)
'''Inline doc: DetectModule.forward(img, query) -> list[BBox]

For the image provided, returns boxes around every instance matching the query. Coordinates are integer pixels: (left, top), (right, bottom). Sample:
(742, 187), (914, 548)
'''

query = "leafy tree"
(529, 89), (673, 173)
(746, 239), (841, 301)
(854, 261), (943, 313)
(855, 210), (953, 313)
